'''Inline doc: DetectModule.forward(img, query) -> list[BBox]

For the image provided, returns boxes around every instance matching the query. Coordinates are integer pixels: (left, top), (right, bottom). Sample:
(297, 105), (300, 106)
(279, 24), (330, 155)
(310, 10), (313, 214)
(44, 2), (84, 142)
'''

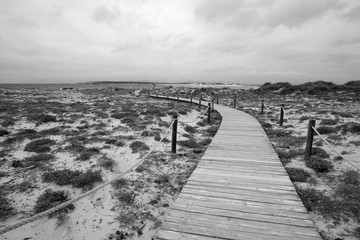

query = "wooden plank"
(171, 203), (314, 227)
(165, 210), (320, 237)
(176, 193), (307, 213)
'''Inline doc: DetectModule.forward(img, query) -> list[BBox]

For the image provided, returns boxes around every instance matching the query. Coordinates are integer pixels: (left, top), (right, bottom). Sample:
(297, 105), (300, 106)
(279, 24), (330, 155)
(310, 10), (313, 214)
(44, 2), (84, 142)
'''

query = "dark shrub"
(76, 148), (100, 161)
(130, 141), (149, 153)
(117, 191), (135, 205)
(25, 154), (54, 167)
(286, 168), (311, 182)
(121, 117), (135, 124)
(1, 117), (15, 127)
(28, 114), (57, 123)
(295, 187), (337, 216)
(184, 125), (196, 134)
(141, 130), (153, 137)
(98, 156), (115, 170)
(24, 138), (55, 153)
(311, 147), (329, 158)
(205, 126), (219, 137)
(341, 122), (360, 134)
(320, 119), (338, 126)
(305, 156), (333, 173)
(341, 170), (360, 185)
(178, 139), (201, 149)
(43, 169), (102, 189)
(34, 189), (74, 215)
(0, 129), (10, 136)
(316, 126), (337, 134)
(0, 195), (14, 220)
(17, 129), (37, 136)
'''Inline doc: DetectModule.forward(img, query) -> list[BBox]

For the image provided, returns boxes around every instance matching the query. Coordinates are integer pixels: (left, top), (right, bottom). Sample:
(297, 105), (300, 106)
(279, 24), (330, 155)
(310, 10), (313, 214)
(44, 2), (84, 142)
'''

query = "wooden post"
(233, 97), (236, 108)
(199, 99), (201, 108)
(305, 120), (316, 159)
(171, 114), (178, 154)
(261, 100), (264, 114)
(216, 96), (219, 104)
(279, 104), (284, 126)
(190, 97), (192, 105)
(211, 100), (214, 112)
(207, 103), (211, 123)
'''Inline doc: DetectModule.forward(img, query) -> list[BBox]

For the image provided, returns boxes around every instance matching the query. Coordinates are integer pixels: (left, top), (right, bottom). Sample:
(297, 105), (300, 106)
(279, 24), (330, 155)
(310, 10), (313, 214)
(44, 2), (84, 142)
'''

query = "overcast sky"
(0, 0), (359, 84)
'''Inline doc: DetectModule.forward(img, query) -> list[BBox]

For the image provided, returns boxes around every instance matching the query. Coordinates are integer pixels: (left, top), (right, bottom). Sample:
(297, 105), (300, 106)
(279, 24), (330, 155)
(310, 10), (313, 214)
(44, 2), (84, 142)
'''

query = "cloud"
(332, 37), (360, 46)
(322, 53), (360, 64)
(194, 0), (345, 29)
(9, 17), (37, 28)
(91, 5), (121, 24)
(18, 49), (41, 56)
(343, 5), (360, 21)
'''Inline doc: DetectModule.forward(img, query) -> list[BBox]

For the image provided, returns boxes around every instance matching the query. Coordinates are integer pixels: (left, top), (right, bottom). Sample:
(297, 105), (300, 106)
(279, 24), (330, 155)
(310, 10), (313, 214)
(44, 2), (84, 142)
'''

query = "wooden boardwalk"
(150, 95), (321, 240)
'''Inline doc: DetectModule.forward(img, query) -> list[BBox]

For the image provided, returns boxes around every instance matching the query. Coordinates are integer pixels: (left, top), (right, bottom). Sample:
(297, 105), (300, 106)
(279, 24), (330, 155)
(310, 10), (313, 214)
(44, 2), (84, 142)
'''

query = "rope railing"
(0, 120), (175, 236)
(178, 106), (210, 124)
(312, 126), (360, 171)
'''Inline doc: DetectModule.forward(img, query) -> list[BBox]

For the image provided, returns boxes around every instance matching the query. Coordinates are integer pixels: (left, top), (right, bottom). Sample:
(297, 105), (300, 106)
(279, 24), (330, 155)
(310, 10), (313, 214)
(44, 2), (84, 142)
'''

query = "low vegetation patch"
(286, 168), (311, 182)
(316, 126), (337, 134)
(24, 138), (56, 153)
(34, 189), (74, 216)
(0, 129), (10, 136)
(305, 156), (333, 173)
(0, 194), (15, 220)
(76, 147), (100, 161)
(311, 147), (330, 159)
(42, 169), (102, 189)
(28, 114), (57, 124)
(320, 119), (338, 126)
(130, 141), (149, 153)
(178, 138), (201, 149)
(184, 125), (196, 134)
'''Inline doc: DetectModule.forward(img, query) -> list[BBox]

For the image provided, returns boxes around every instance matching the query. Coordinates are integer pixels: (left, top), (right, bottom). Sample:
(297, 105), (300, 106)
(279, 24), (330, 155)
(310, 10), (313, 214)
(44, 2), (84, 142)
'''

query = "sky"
(0, 0), (359, 84)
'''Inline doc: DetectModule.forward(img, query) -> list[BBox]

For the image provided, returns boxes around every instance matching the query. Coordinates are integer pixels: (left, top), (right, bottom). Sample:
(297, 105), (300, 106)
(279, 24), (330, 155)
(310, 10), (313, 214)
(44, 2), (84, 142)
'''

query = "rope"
(282, 108), (299, 128)
(178, 106), (210, 124)
(312, 126), (360, 171)
(0, 120), (175, 236)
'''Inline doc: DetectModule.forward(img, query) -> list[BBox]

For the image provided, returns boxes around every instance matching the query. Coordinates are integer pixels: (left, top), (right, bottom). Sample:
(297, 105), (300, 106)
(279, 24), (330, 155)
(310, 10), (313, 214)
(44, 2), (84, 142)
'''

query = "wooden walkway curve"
(150, 95), (321, 240)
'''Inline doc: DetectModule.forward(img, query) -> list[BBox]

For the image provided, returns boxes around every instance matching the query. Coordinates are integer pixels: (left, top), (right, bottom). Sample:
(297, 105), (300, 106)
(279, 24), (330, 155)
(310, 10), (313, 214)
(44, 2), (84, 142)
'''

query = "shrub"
(178, 139), (201, 149)
(24, 138), (55, 153)
(34, 189), (74, 215)
(105, 138), (117, 144)
(17, 129), (37, 136)
(116, 140), (125, 147)
(341, 122), (360, 134)
(1, 117), (15, 127)
(341, 170), (360, 185)
(311, 147), (329, 158)
(286, 168), (311, 182)
(112, 178), (128, 189)
(0, 129), (10, 137)
(117, 191), (135, 205)
(316, 126), (337, 134)
(76, 148), (100, 161)
(98, 156), (116, 170)
(141, 130), (153, 137)
(42, 169), (102, 189)
(295, 187), (336, 216)
(130, 141), (149, 153)
(305, 156), (333, 173)
(154, 174), (170, 185)
(24, 153), (54, 167)
(335, 184), (360, 221)
(200, 138), (212, 146)
(331, 111), (353, 118)
(121, 117), (135, 124)
(40, 127), (61, 135)
(205, 126), (218, 137)
(320, 119), (338, 126)
(28, 114), (57, 123)
(184, 125), (196, 134)
(0, 195), (14, 220)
